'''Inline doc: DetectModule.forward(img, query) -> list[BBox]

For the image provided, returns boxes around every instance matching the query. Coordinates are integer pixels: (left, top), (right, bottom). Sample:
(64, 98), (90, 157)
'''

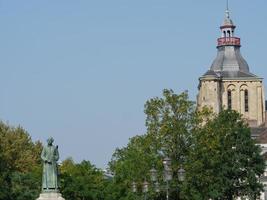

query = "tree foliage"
(10, 167), (42, 200)
(185, 109), (265, 200)
(0, 122), (42, 200)
(109, 90), (265, 200)
(110, 89), (201, 200)
(109, 134), (156, 200)
(60, 158), (107, 200)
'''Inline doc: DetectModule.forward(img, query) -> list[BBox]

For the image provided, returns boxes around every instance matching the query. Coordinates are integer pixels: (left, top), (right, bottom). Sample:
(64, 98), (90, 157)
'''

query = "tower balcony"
(217, 37), (241, 47)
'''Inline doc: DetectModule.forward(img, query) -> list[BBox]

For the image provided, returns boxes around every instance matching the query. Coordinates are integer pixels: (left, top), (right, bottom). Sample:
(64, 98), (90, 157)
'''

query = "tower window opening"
(227, 90), (232, 110)
(223, 31), (226, 37)
(244, 90), (249, 112)
(227, 30), (231, 37)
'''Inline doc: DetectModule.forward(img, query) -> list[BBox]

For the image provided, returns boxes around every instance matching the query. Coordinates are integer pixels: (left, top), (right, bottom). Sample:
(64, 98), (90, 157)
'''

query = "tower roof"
(210, 46), (250, 73)
(202, 7), (258, 79)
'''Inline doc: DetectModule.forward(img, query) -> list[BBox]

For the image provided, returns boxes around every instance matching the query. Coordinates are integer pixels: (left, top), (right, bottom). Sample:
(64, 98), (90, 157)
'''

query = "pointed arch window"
(227, 90), (232, 110)
(244, 89), (249, 112)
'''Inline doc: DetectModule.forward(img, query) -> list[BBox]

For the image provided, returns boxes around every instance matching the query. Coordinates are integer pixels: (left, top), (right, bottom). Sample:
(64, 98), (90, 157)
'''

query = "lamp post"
(142, 180), (149, 200)
(178, 167), (185, 182)
(149, 157), (186, 200)
(132, 182), (137, 193)
(150, 167), (157, 182)
(132, 180), (149, 200)
(150, 167), (161, 194)
(163, 157), (172, 200)
(177, 167), (185, 199)
(163, 157), (171, 170)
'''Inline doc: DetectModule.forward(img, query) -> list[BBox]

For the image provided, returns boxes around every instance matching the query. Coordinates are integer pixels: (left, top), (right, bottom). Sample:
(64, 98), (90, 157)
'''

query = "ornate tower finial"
(226, 0), (230, 19)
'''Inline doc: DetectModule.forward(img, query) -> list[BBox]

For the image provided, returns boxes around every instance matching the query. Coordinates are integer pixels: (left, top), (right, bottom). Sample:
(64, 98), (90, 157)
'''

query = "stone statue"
(37, 137), (65, 200)
(41, 137), (59, 191)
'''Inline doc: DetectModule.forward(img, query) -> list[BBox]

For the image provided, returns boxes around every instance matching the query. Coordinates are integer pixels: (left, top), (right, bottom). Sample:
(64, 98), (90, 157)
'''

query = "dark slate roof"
(211, 46), (250, 73)
(202, 70), (258, 79)
(222, 71), (257, 78)
(219, 71), (257, 78)
(203, 70), (219, 77)
(202, 46), (259, 79)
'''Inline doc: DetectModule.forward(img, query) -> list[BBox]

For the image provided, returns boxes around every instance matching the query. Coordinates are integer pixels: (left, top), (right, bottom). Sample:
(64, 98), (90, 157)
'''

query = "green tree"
(0, 122), (42, 200)
(109, 135), (156, 200)
(0, 138), (9, 199)
(109, 89), (202, 200)
(0, 122), (42, 173)
(185, 110), (265, 200)
(60, 158), (107, 200)
(144, 89), (201, 199)
(109, 90), (264, 200)
(10, 167), (42, 200)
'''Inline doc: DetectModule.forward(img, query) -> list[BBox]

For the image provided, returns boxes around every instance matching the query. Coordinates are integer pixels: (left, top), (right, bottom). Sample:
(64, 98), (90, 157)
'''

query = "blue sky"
(1, 1), (267, 168)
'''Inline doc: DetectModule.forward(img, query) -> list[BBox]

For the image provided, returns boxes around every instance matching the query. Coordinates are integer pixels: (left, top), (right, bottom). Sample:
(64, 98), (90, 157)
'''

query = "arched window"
(244, 89), (249, 112)
(227, 90), (232, 110)
(223, 31), (226, 37)
(227, 30), (231, 37)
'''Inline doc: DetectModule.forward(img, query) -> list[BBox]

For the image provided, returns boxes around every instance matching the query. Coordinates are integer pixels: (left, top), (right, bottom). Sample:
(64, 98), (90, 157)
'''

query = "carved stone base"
(36, 192), (65, 200)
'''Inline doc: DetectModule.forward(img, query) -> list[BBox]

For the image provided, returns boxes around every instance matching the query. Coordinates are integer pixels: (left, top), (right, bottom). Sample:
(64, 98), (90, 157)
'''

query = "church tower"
(197, 7), (266, 127)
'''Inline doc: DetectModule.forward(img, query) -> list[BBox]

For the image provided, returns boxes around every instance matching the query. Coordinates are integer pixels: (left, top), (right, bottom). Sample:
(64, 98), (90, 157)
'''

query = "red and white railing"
(217, 37), (241, 46)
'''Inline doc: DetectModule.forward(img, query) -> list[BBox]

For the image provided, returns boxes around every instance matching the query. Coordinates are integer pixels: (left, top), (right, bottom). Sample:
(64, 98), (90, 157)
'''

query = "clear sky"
(1, 1), (267, 168)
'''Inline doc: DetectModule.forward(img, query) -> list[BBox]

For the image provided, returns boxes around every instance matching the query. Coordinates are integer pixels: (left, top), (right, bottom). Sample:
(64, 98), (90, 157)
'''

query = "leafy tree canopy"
(109, 90), (265, 200)
(0, 121), (42, 200)
(60, 158), (107, 200)
(185, 109), (265, 200)
(109, 89), (203, 200)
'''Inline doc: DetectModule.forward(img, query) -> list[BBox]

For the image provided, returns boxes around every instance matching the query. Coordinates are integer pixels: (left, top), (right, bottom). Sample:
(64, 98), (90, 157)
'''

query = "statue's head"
(47, 137), (54, 145)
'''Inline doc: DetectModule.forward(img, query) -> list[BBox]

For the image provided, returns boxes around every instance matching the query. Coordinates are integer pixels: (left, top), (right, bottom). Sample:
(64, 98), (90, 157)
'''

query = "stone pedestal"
(36, 192), (65, 200)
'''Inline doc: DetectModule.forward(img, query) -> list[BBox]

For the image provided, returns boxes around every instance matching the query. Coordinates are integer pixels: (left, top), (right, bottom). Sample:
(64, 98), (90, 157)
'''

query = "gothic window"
(244, 89), (249, 112)
(227, 90), (232, 110)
